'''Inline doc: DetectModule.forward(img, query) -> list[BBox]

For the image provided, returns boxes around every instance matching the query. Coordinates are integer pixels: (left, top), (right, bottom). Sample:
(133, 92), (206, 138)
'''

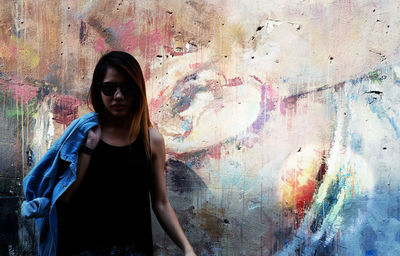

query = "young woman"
(23, 51), (196, 256)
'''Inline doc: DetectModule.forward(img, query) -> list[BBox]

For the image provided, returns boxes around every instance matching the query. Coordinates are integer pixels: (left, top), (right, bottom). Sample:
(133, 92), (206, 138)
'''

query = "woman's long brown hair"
(88, 51), (152, 160)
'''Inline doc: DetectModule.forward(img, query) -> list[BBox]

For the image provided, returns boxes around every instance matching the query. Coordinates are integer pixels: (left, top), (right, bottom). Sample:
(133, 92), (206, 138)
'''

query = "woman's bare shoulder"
(149, 127), (165, 149)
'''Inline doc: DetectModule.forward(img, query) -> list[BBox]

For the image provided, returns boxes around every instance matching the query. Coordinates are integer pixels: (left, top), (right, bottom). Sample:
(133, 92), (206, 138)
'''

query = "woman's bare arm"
(149, 128), (196, 256)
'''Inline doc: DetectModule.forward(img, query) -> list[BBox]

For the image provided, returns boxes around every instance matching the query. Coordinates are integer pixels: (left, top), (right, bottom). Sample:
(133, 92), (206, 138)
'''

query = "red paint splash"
(281, 168), (317, 219)
(104, 8), (175, 81)
(206, 75), (244, 91)
(116, 19), (139, 52)
(52, 95), (81, 126)
(207, 144), (223, 160)
(295, 179), (317, 218)
(280, 96), (298, 116)
(280, 153), (328, 219)
(144, 63), (151, 81)
(138, 29), (163, 58)
(149, 85), (170, 110)
(250, 75), (264, 85)
(225, 77), (243, 87)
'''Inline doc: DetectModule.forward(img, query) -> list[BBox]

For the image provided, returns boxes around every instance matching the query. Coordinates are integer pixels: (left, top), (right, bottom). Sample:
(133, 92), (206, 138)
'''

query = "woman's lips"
(111, 104), (126, 110)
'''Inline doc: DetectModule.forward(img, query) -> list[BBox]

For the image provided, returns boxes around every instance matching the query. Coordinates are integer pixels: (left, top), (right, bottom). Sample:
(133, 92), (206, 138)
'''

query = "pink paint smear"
(1, 78), (37, 104)
(149, 85), (170, 111)
(94, 37), (106, 52)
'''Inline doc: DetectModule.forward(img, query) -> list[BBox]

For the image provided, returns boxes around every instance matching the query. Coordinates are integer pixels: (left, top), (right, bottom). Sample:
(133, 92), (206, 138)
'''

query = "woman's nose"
(114, 87), (124, 99)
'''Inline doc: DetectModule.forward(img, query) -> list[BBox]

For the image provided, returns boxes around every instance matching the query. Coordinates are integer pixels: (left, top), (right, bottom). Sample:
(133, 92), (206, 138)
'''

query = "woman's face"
(101, 67), (135, 119)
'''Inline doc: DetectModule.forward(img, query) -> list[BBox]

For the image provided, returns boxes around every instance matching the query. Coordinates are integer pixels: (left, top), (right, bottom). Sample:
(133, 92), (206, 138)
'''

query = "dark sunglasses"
(99, 82), (137, 97)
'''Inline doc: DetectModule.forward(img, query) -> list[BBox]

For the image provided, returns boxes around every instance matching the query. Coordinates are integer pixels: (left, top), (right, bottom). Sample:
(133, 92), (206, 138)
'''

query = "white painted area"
(394, 66), (400, 78)
(32, 97), (55, 161)
(166, 84), (261, 152)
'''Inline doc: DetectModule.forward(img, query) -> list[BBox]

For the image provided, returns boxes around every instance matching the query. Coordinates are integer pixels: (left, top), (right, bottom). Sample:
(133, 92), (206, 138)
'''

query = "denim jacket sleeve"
(21, 112), (98, 218)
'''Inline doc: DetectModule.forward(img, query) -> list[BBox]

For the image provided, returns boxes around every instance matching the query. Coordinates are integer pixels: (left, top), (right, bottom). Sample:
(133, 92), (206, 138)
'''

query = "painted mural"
(1, 0), (400, 255)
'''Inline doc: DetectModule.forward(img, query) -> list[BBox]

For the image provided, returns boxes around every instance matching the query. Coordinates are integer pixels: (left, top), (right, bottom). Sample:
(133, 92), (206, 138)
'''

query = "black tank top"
(57, 137), (153, 255)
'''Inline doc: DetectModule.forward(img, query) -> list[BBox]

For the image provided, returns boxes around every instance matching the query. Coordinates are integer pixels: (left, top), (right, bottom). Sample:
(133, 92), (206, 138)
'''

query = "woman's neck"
(101, 112), (133, 130)
(100, 113), (139, 145)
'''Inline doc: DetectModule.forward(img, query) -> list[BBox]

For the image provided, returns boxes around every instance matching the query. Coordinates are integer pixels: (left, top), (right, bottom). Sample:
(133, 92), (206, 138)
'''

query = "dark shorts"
(60, 244), (149, 256)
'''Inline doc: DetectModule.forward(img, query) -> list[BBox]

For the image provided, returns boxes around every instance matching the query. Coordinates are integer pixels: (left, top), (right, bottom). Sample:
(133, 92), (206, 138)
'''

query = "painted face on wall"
(148, 52), (265, 154)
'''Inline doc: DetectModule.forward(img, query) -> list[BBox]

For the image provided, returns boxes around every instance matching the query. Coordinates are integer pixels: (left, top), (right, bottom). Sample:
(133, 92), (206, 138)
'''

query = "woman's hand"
(184, 249), (197, 256)
(85, 125), (101, 149)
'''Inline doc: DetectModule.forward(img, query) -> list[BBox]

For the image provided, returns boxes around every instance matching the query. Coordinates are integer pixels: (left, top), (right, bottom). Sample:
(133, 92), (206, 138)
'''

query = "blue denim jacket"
(21, 112), (99, 256)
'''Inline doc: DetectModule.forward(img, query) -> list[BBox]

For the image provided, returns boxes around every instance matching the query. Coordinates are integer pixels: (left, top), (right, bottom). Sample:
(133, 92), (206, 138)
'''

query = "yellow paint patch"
(20, 47), (40, 69)
(0, 36), (40, 69)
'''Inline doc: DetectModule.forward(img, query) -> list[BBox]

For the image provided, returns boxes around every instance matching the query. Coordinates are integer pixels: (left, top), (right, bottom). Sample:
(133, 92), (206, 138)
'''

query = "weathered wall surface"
(1, 0), (400, 255)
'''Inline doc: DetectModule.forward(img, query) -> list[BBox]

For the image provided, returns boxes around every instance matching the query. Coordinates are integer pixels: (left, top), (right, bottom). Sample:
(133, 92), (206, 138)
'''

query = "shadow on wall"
(153, 158), (222, 255)
(1, 196), (37, 256)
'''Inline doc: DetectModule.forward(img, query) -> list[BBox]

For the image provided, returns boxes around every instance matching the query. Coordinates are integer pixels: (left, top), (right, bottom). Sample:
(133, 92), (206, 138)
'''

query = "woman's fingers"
(85, 126), (101, 149)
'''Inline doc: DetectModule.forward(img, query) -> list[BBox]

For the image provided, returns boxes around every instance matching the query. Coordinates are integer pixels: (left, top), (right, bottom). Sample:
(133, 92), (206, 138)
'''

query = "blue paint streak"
(310, 176), (341, 233)
(369, 102), (400, 139)
(181, 119), (192, 132)
(350, 133), (363, 153)
(388, 117), (400, 138)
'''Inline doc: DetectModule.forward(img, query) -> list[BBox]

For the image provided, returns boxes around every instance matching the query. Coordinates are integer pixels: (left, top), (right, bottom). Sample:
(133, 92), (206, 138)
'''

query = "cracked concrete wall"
(1, 0), (400, 255)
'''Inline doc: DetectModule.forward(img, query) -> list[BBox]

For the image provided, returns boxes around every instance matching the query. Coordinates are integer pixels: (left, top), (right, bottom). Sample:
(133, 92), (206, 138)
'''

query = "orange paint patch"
(280, 168), (317, 218)
(278, 146), (327, 219)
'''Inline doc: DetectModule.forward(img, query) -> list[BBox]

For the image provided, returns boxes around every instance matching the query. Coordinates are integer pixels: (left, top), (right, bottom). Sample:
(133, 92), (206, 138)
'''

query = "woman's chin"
(105, 109), (131, 119)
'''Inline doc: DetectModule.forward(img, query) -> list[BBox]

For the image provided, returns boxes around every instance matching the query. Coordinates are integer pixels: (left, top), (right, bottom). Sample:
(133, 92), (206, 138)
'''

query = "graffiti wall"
(1, 0), (400, 255)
